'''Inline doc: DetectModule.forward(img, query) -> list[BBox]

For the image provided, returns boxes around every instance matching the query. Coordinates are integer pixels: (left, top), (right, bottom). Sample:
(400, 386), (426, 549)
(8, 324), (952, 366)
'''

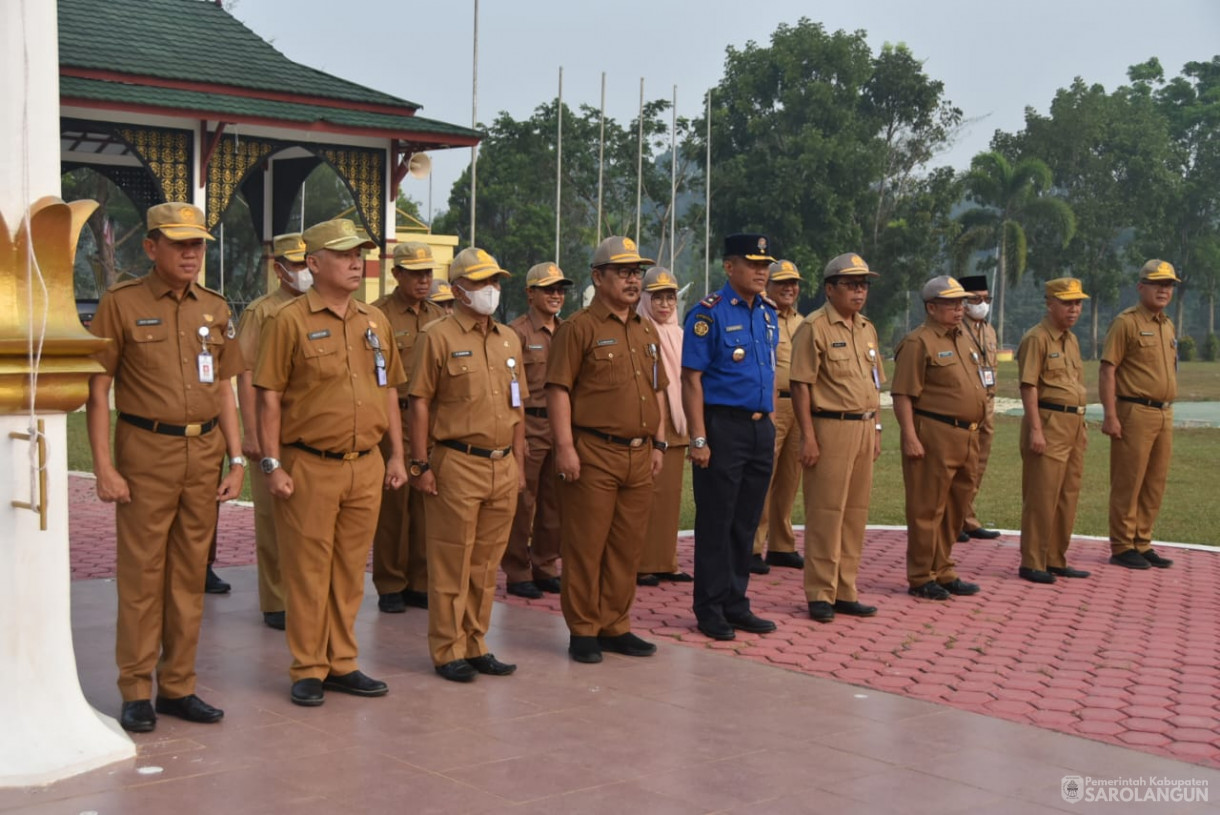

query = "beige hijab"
(637, 290), (687, 437)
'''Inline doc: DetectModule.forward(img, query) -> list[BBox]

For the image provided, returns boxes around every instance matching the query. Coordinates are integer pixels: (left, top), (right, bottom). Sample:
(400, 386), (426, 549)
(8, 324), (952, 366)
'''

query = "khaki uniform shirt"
(547, 298), (667, 437)
(965, 318), (998, 398)
(1101, 304), (1177, 403)
(510, 311), (560, 448)
(789, 302), (884, 412)
(407, 311), (525, 449)
(774, 307), (803, 392)
(1018, 318), (1086, 406)
(892, 318), (987, 423)
(253, 288), (404, 452)
(236, 285), (297, 370)
(92, 273), (244, 422)
(372, 289), (446, 402)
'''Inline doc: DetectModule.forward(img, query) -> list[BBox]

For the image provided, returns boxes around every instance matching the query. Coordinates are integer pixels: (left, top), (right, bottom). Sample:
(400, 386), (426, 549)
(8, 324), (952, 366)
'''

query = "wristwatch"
(691, 436), (708, 449)
(229, 455), (247, 469)
(260, 457), (281, 475)
(874, 423), (883, 432)
(408, 460), (430, 477)
(652, 439), (668, 452)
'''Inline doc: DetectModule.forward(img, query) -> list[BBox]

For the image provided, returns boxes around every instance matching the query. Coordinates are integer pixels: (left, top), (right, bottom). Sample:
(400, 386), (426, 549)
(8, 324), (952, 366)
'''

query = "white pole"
(670, 85), (677, 272)
(299, 181), (305, 231)
(469, 0), (479, 245)
(218, 221), (225, 296)
(704, 89), (712, 296)
(635, 77), (644, 247)
(596, 72), (606, 245)
(556, 66), (563, 264)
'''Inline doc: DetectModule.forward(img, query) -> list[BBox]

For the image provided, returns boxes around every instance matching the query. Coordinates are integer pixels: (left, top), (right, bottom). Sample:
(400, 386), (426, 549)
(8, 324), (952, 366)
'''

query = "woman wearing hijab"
(636, 267), (692, 585)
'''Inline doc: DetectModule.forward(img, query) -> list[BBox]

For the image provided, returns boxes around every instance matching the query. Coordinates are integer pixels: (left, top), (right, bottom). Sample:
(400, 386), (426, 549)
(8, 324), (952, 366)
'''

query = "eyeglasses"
(834, 279), (871, 291)
(600, 265), (645, 280)
(966, 295), (992, 304)
(537, 284), (569, 294)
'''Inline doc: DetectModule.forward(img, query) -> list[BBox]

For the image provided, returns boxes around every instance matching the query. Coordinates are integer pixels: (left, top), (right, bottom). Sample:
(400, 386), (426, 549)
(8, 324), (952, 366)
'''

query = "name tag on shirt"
(596, 338), (618, 346)
(832, 341), (847, 348)
(136, 318), (162, 327)
(725, 325), (743, 332)
(451, 350), (472, 358)
(308, 329), (330, 340)
(1049, 352), (1061, 358)
(527, 344), (545, 351)
(1140, 331), (1155, 336)
(937, 350), (954, 358)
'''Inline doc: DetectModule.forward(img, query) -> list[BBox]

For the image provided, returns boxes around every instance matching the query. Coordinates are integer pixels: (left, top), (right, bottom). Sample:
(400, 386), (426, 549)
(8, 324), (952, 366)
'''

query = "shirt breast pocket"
(724, 333), (749, 363)
(589, 346), (624, 388)
(444, 355), (484, 401)
(126, 321), (170, 370)
(1044, 355), (1069, 379)
(826, 348), (854, 373)
(301, 341), (345, 378)
(926, 354), (958, 387)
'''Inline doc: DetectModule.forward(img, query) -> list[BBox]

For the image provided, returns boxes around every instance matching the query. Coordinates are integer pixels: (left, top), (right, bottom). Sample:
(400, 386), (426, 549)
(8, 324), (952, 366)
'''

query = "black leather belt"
(914, 408), (979, 431)
(1037, 401), (1086, 415)
(778, 390), (792, 399)
(438, 439), (513, 459)
(574, 425), (649, 448)
(525, 406), (548, 418)
(704, 405), (766, 421)
(119, 413), (218, 437)
(1118, 395), (1169, 409)
(287, 441), (371, 461)
(812, 409), (876, 421)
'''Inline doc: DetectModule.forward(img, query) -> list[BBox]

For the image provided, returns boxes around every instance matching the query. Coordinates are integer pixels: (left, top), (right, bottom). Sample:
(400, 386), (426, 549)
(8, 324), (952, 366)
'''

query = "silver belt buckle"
(629, 437), (644, 448)
(490, 448), (507, 460)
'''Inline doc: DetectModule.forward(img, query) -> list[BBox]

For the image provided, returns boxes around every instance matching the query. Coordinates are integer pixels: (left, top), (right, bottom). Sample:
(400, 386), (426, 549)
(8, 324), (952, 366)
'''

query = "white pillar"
(0, 0), (135, 787)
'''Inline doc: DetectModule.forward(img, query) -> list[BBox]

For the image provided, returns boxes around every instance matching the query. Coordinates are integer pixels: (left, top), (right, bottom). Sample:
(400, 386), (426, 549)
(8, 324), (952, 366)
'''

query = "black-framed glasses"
(601, 265), (645, 280)
(835, 279), (871, 291)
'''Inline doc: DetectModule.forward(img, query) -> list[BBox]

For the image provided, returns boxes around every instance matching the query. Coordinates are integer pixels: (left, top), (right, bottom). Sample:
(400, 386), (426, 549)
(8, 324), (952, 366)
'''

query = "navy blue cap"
(723, 233), (776, 262)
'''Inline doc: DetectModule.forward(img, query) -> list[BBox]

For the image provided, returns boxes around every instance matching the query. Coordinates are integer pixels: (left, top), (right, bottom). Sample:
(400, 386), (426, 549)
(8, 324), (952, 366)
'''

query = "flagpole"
(555, 66), (563, 264)
(596, 71), (606, 245)
(469, 0), (479, 245)
(669, 84), (677, 271)
(635, 76), (643, 246)
(704, 88), (712, 296)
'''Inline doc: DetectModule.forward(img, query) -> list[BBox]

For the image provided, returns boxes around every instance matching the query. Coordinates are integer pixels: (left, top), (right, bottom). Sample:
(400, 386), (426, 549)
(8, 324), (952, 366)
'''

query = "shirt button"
(357, 400), (363, 406)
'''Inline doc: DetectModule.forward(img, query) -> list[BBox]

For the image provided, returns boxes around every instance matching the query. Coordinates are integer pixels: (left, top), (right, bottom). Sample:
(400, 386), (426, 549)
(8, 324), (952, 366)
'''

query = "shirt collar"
(590, 296), (639, 325)
(924, 316), (959, 338)
(452, 308), (501, 334)
(1135, 302), (1166, 323)
(304, 287), (367, 319)
(144, 270), (197, 300)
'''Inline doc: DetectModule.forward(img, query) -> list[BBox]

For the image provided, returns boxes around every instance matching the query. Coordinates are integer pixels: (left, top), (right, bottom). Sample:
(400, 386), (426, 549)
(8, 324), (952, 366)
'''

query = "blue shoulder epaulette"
(700, 293), (721, 308)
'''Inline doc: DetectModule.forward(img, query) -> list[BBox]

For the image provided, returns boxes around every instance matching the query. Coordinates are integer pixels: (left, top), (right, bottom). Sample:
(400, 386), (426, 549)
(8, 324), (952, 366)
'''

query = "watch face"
(260, 458), (279, 474)
(409, 464), (423, 477)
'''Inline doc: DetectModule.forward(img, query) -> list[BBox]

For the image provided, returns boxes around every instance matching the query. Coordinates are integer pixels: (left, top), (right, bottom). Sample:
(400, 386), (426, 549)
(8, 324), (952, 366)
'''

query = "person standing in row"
(502, 262), (571, 599)
(548, 236), (667, 664)
(235, 232), (309, 631)
(1016, 278), (1093, 584)
(957, 275), (1001, 541)
(87, 202), (245, 732)
(408, 247), (525, 682)
(751, 259), (805, 575)
(682, 233), (779, 641)
(789, 253), (883, 623)
(636, 267), (692, 586)
(256, 218), (406, 706)
(370, 242), (446, 613)
(891, 275), (986, 601)
(429, 278), (455, 313)
(1100, 260), (1180, 571)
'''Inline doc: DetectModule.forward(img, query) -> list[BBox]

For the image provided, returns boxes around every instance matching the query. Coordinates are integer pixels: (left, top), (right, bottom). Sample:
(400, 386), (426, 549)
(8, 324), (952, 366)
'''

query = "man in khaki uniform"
(790, 253), (883, 622)
(504, 262), (572, 598)
(751, 259), (805, 574)
(429, 278), (455, 312)
(255, 218), (407, 706)
(958, 275), (1001, 541)
(236, 232), (309, 630)
(408, 247), (526, 683)
(1017, 278), (1092, 584)
(892, 275), (987, 600)
(1100, 259), (1180, 570)
(548, 236), (667, 665)
(87, 202), (245, 732)
(370, 242), (446, 613)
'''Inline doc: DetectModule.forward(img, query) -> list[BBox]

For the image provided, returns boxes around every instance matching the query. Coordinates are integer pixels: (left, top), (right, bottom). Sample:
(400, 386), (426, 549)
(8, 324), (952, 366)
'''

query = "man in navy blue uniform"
(681, 233), (781, 641)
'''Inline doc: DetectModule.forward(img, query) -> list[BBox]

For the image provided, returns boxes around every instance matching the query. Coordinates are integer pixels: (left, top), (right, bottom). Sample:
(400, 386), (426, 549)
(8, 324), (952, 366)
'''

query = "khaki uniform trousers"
(371, 430), (428, 595)
(275, 447), (384, 682)
(638, 444), (688, 574)
(503, 443), (562, 583)
(802, 418), (874, 603)
(425, 445), (517, 665)
(903, 416), (979, 587)
(1020, 410), (1086, 571)
(250, 465), (284, 613)
(753, 396), (800, 555)
(1109, 401), (1173, 555)
(559, 434), (653, 637)
(963, 396), (995, 531)
(114, 422), (224, 701)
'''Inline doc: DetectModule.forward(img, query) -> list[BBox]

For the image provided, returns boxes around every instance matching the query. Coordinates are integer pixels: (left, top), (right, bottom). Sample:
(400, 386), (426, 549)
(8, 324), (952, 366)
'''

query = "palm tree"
(953, 152), (1076, 347)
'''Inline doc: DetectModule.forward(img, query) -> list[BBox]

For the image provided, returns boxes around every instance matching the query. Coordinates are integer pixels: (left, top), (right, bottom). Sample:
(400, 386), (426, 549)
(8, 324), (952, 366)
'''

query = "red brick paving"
(68, 474), (1220, 769)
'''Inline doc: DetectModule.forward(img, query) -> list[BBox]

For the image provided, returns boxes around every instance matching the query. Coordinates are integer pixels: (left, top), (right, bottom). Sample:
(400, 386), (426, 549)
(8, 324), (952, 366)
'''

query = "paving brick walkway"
(68, 474), (1220, 769)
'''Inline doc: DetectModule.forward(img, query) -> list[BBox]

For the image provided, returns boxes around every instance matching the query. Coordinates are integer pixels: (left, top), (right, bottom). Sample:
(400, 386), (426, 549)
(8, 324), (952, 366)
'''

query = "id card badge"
(981, 367), (996, 388)
(510, 380), (522, 408)
(872, 366), (881, 391)
(376, 364), (388, 387)
(197, 351), (215, 384)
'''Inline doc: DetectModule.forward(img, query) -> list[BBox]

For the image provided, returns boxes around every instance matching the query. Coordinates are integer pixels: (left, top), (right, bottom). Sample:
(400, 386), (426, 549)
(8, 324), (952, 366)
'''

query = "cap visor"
(159, 226), (215, 241)
(744, 253), (777, 262)
(530, 277), (573, 287)
(1056, 293), (1090, 300)
(460, 268), (511, 282)
(396, 261), (438, 271)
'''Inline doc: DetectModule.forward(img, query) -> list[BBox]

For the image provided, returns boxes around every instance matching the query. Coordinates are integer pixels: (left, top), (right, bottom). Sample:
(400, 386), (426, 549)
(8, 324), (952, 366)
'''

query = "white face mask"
(278, 262), (313, 293)
(964, 301), (990, 321)
(456, 283), (500, 316)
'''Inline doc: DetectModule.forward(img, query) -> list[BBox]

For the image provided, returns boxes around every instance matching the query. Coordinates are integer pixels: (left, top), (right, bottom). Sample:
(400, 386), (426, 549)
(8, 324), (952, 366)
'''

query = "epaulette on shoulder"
(109, 278), (143, 292)
(195, 282), (227, 301)
(700, 292), (721, 308)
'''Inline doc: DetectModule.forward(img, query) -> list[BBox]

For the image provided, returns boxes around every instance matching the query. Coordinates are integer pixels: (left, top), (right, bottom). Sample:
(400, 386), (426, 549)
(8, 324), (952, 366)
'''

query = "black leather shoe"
(378, 592), (406, 613)
(323, 670), (388, 697)
(534, 577), (562, 593)
(833, 600), (878, 617)
(263, 610), (286, 630)
(1018, 567), (1056, 584)
(635, 573), (661, 587)
(657, 571), (693, 582)
(598, 632), (657, 657)
(1141, 549), (1174, 569)
(749, 553), (771, 574)
(569, 636), (603, 664)
(909, 581), (951, 600)
(808, 601), (835, 623)
(435, 660), (477, 682)
(205, 567), (231, 594)
(468, 653), (517, 675)
(120, 700), (156, 732)
(765, 551), (805, 569)
(940, 578), (980, 596)
(697, 619), (736, 640)
(402, 589), (429, 608)
(290, 678), (324, 706)
(966, 527), (1001, 540)
(155, 693), (224, 723)
(1109, 550), (1152, 570)
(727, 612), (777, 634)
(1048, 566), (1091, 579)
(506, 580), (543, 599)
(957, 530), (970, 542)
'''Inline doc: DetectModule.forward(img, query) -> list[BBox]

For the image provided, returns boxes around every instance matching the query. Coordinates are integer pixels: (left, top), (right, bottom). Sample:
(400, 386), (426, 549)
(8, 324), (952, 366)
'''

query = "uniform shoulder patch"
(700, 293), (721, 307)
(195, 282), (225, 299)
(692, 313), (713, 337)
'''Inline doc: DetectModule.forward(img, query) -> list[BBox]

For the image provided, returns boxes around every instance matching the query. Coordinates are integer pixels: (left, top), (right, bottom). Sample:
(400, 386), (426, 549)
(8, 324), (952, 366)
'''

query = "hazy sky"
(232, 0), (1219, 218)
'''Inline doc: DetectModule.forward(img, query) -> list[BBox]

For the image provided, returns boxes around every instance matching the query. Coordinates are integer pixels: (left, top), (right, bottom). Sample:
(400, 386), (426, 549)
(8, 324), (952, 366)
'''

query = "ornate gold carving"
(321, 147), (385, 244)
(118, 125), (192, 203)
(206, 134), (275, 229)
